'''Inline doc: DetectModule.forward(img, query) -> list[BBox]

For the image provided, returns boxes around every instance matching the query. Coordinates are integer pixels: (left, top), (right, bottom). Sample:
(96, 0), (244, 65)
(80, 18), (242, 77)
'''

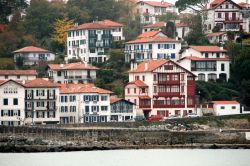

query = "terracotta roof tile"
(126, 36), (178, 44)
(190, 45), (227, 52)
(129, 59), (168, 73)
(138, 1), (174, 7)
(48, 63), (99, 70)
(68, 20), (123, 31)
(24, 78), (59, 88)
(0, 70), (37, 76)
(144, 21), (166, 28)
(137, 30), (161, 38)
(59, 84), (113, 94)
(206, 32), (226, 37)
(110, 96), (122, 104)
(13, 46), (50, 53)
(127, 80), (148, 87)
(213, 101), (240, 105)
(208, 0), (242, 10)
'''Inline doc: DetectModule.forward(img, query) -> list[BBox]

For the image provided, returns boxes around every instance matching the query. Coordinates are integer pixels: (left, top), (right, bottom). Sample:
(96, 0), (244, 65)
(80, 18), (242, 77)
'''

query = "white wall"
(214, 104), (241, 116)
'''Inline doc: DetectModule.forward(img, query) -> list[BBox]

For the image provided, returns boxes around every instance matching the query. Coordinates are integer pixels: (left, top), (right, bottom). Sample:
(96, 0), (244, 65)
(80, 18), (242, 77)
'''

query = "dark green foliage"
(15, 56), (24, 67)
(175, 0), (209, 13)
(212, 25), (221, 33)
(166, 21), (176, 38)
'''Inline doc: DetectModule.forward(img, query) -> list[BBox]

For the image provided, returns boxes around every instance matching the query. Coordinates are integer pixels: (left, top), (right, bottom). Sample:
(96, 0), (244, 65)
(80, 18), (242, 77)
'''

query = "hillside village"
(0, 0), (250, 126)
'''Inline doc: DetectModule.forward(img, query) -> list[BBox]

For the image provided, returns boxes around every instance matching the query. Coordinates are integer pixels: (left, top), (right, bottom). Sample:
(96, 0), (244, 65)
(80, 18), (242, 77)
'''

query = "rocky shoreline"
(1, 136), (250, 153)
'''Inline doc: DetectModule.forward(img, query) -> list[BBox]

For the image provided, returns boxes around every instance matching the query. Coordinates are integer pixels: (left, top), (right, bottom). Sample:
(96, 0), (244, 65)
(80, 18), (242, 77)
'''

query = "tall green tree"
(175, 0), (209, 13)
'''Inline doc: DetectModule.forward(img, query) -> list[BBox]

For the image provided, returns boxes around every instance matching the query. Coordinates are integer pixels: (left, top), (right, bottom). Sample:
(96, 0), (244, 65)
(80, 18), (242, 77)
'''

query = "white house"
(213, 100), (241, 115)
(175, 22), (191, 40)
(136, 0), (177, 24)
(203, 0), (249, 36)
(124, 31), (181, 63)
(24, 78), (60, 125)
(110, 96), (136, 122)
(13, 46), (55, 66)
(0, 80), (26, 126)
(206, 32), (228, 44)
(178, 46), (230, 82)
(47, 63), (99, 84)
(125, 59), (196, 119)
(143, 21), (166, 32)
(59, 84), (113, 124)
(66, 20), (124, 63)
(0, 70), (37, 80)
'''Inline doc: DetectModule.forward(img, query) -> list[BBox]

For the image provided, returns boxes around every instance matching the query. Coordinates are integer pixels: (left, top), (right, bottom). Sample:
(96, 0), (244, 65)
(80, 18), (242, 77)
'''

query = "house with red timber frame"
(125, 59), (196, 119)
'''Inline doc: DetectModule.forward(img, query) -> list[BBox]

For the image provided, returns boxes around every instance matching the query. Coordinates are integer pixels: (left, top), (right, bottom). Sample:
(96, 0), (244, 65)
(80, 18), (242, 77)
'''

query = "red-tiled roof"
(137, 30), (161, 38)
(48, 63), (99, 70)
(206, 32), (226, 37)
(13, 46), (50, 53)
(127, 80), (148, 87)
(24, 78), (59, 88)
(98, 19), (123, 27)
(0, 80), (25, 87)
(68, 20), (123, 31)
(190, 46), (227, 52)
(238, 2), (248, 7)
(138, 1), (174, 7)
(110, 96), (122, 104)
(179, 56), (230, 61)
(208, 0), (242, 10)
(126, 36), (177, 44)
(59, 84), (113, 94)
(144, 21), (165, 28)
(129, 59), (168, 73)
(213, 101), (240, 105)
(0, 70), (37, 76)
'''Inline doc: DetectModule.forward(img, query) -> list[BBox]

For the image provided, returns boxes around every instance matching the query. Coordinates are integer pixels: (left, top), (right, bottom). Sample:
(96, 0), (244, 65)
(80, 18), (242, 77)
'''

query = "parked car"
(168, 115), (181, 119)
(186, 113), (199, 118)
(146, 115), (163, 121)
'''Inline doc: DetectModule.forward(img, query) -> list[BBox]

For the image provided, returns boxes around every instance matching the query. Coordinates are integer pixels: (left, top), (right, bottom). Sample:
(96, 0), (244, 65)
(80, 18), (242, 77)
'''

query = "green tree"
(175, 0), (209, 13)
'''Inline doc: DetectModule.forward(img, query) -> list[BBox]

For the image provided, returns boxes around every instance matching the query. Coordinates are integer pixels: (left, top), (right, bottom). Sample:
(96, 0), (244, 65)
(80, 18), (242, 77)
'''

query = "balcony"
(75, 76), (82, 79)
(224, 17), (242, 23)
(153, 104), (185, 108)
(156, 92), (181, 97)
(157, 80), (180, 85)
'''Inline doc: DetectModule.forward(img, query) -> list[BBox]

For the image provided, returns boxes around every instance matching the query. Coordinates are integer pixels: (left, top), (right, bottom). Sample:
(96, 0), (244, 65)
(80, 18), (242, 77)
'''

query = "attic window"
(164, 65), (173, 70)
(141, 2), (144, 5)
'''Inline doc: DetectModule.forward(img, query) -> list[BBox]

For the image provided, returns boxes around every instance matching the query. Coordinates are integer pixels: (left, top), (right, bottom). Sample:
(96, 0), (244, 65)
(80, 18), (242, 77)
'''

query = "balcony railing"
(157, 80), (180, 85)
(156, 92), (180, 97)
(153, 104), (185, 108)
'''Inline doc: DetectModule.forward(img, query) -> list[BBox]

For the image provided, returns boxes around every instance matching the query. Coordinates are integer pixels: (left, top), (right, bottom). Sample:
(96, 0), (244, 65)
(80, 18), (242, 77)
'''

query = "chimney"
(60, 64), (64, 68)
(22, 80), (25, 85)
(220, 46), (224, 51)
(144, 62), (148, 71)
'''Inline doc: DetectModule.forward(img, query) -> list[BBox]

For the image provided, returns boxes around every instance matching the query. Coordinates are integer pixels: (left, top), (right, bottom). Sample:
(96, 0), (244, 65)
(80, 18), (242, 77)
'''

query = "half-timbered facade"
(125, 59), (196, 118)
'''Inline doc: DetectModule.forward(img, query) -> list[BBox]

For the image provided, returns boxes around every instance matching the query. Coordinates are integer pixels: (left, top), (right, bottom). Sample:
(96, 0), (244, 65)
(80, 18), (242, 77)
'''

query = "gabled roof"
(127, 80), (148, 87)
(0, 79), (25, 87)
(208, 0), (242, 10)
(126, 36), (178, 44)
(179, 56), (230, 61)
(59, 84), (113, 94)
(137, 1), (174, 8)
(110, 96), (134, 104)
(0, 70), (37, 76)
(206, 32), (226, 37)
(129, 59), (196, 76)
(48, 63), (99, 71)
(13, 46), (50, 53)
(189, 45), (227, 52)
(137, 30), (162, 38)
(68, 20), (123, 31)
(144, 21), (166, 28)
(212, 100), (240, 105)
(24, 78), (59, 88)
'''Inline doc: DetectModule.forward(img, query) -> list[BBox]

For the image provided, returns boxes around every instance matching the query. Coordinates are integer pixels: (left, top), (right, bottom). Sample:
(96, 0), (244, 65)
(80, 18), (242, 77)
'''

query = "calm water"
(0, 149), (250, 166)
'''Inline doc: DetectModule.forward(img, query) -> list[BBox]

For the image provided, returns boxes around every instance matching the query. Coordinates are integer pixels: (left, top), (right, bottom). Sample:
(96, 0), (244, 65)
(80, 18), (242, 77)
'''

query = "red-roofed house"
(47, 63), (99, 84)
(203, 0), (249, 34)
(125, 59), (196, 119)
(124, 32), (181, 63)
(0, 70), (37, 80)
(206, 31), (228, 43)
(58, 83), (113, 124)
(136, 1), (177, 24)
(179, 45), (230, 82)
(66, 19), (124, 63)
(13, 46), (55, 66)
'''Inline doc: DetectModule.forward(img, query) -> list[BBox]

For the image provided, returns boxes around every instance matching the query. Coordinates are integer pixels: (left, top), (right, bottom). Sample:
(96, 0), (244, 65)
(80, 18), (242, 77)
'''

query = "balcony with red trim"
(157, 80), (180, 85)
(156, 92), (181, 97)
(139, 96), (151, 109)
(153, 104), (185, 108)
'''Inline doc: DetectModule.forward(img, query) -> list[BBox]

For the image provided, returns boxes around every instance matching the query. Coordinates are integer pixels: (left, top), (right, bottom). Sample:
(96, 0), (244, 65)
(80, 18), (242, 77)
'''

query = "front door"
(143, 110), (150, 118)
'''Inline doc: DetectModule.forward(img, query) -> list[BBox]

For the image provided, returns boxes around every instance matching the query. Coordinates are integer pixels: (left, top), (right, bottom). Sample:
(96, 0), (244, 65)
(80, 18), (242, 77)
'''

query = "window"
(170, 53), (175, 59)
(101, 106), (108, 111)
(205, 53), (208, 58)
(57, 71), (61, 76)
(134, 99), (137, 105)
(134, 88), (137, 93)
(198, 74), (205, 81)
(142, 76), (145, 81)
(221, 106), (225, 109)
(101, 96), (108, 101)
(164, 65), (173, 70)
(127, 88), (130, 94)
(216, 53), (220, 58)
(232, 106), (236, 109)
(221, 63), (225, 71)
(218, 13), (221, 18)
(13, 98), (18, 105)
(3, 99), (8, 105)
